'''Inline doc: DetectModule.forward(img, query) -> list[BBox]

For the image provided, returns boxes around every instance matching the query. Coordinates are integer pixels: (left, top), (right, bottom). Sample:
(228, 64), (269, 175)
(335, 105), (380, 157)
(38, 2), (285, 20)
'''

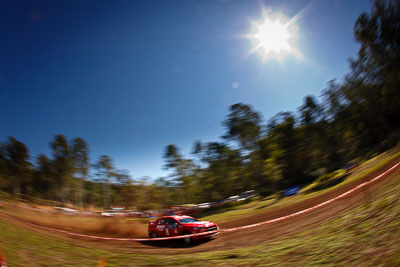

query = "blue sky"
(1, 0), (372, 180)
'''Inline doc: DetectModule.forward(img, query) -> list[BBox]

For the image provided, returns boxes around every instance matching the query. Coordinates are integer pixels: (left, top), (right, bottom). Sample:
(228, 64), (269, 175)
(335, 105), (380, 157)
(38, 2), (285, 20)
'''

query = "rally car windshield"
(178, 218), (199, 224)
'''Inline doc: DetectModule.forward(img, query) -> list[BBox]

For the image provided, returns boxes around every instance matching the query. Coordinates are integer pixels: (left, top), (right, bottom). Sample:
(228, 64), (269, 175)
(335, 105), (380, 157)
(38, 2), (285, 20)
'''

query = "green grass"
(0, 191), (16, 203)
(299, 169), (347, 193)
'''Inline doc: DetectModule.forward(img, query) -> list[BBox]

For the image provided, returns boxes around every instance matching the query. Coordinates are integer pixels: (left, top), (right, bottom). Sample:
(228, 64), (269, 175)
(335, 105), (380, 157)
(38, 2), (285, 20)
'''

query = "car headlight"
(193, 227), (205, 231)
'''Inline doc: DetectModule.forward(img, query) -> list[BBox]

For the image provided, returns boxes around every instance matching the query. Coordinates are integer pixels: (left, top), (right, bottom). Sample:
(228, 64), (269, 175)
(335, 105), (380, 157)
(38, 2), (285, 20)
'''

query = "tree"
(198, 142), (244, 200)
(299, 95), (322, 126)
(163, 144), (195, 180)
(223, 103), (262, 151)
(350, 0), (400, 128)
(115, 179), (136, 209)
(262, 158), (283, 193)
(5, 137), (31, 199)
(298, 96), (331, 175)
(94, 155), (115, 209)
(163, 144), (199, 203)
(51, 134), (73, 204)
(0, 142), (8, 191)
(71, 137), (89, 208)
(34, 154), (53, 199)
(164, 144), (181, 170)
(322, 79), (347, 122)
(266, 113), (305, 186)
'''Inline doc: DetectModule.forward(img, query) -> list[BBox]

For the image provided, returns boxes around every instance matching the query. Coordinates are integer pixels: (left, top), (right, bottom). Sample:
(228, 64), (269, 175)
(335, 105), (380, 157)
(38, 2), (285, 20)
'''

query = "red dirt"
(1, 151), (400, 255)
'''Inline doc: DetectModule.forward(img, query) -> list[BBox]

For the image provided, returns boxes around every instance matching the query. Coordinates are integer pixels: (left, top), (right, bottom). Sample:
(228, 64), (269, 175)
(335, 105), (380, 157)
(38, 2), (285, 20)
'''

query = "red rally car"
(148, 215), (219, 243)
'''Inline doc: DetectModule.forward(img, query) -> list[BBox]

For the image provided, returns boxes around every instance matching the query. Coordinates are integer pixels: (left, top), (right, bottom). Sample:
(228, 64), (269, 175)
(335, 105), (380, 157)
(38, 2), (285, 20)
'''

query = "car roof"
(159, 215), (192, 220)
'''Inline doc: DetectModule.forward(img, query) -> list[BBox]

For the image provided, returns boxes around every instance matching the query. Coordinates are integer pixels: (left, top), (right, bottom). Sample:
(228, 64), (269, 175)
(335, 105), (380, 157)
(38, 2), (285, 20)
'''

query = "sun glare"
(248, 12), (299, 61)
(255, 19), (290, 53)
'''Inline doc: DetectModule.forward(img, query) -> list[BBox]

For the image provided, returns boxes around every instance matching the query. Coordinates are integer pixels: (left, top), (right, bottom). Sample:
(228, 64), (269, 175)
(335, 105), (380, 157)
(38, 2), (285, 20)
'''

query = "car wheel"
(182, 231), (192, 245)
(150, 231), (158, 238)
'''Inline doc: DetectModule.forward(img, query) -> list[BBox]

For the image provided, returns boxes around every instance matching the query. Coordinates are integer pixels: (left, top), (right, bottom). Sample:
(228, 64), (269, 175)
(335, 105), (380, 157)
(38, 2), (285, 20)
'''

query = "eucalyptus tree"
(203, 142), (244, 200)
(344, 0), (400, 139)
(5, 137), (31, 199)
(34, 154), (53, 199)
(266, 112), (304, 187)
(51, 134), (73, 204)
(298, 95), (327, 176)
(163, 144), (198, 203)
(71, 137), (89, 208)
(223, 103), (262, 152)
(0, 142), (7, 191)
(94, 155), (115, 209)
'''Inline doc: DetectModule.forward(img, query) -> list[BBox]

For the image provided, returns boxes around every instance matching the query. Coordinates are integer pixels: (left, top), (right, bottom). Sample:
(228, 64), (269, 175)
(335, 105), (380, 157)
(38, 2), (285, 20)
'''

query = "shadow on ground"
(257, 199), (280, 210)
(139, 237), (216, 249)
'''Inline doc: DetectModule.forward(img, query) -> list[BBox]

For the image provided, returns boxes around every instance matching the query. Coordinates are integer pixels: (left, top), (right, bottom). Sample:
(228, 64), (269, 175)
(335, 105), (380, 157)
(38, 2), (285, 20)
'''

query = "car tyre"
(150, 231), (158, 238)
(182, 231), (192, 245)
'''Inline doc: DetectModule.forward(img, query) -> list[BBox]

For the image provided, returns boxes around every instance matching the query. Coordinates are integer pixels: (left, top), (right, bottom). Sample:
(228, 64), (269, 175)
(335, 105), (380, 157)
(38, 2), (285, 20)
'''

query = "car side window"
(167, 218), (176, 225)
(155, 219), (160, 225)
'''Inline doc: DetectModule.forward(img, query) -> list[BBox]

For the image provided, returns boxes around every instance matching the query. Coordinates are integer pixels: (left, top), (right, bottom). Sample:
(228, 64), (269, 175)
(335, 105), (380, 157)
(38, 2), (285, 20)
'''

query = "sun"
(248, 12), (299, 61)
(254, 19), (290, 53)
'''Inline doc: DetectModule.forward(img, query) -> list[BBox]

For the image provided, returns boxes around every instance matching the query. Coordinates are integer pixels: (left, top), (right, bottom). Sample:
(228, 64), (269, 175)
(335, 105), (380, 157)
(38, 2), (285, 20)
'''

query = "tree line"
(1, 0), (399, 209)
(0, 134), (172, 210)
